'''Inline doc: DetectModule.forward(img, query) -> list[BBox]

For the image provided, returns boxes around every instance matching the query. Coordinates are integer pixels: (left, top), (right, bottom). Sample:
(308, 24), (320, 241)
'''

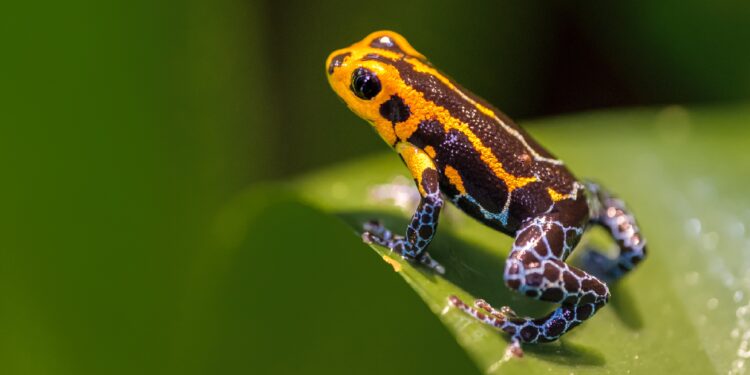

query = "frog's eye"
(350, 68), (381, 100)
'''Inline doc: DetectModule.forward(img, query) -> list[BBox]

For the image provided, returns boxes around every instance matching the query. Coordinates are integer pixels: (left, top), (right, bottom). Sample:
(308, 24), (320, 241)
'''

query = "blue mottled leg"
(450, 214), (610, 344)
(362, 143), (444, 273)
(584, 181), (647, 281)
(450, 296), (606, 345)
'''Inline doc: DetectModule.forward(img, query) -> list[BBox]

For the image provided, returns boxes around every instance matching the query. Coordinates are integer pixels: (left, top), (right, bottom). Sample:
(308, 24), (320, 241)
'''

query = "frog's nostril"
(327, 52), (350, 75)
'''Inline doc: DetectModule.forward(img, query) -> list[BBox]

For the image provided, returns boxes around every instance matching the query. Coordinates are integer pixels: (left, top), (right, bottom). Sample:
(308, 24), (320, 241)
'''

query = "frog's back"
(377, 56), (587, 233)
(325, 31), (588, 233)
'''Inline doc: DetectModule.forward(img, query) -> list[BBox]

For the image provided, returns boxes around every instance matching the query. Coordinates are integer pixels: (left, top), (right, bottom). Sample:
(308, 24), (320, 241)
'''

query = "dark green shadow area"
(337, 210), (606, 368)
(338, 210), (550, 317)
(572, 244), (646, 331)
(607, 280), (645, 330)
(171, 192), (478, 375)
(523, 340), (606, 367)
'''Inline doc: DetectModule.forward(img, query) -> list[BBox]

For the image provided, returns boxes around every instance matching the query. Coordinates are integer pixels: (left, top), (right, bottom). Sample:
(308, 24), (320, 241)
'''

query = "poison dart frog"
(325, 31), (647, 347)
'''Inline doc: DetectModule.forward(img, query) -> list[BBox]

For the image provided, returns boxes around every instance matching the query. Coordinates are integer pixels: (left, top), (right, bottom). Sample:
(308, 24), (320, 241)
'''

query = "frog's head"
(326, 31), (426, 146)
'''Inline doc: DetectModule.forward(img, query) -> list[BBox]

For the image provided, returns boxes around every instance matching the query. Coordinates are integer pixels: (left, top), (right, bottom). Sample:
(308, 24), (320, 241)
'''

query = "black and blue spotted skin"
(363, 167), (443, 259)
(326, 31), (647, 347)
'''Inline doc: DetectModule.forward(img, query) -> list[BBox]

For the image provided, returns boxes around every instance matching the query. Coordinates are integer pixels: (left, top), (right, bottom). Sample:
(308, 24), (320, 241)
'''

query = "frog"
(325, 30), (647, 347)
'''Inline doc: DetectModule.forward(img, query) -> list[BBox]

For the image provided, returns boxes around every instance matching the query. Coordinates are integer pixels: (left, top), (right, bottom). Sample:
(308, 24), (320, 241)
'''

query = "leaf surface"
(294, 105), (750, 374)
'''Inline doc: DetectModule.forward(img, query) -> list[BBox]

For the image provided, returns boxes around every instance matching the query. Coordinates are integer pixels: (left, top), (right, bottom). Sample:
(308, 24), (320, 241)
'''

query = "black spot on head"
(379, 95), (410, 123)
(328, 52), (350, 75)
(369, 35), (405, 54)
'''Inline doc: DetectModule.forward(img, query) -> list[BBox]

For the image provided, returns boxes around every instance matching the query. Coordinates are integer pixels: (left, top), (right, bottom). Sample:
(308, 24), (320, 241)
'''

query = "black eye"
(351, 68), (381, 100)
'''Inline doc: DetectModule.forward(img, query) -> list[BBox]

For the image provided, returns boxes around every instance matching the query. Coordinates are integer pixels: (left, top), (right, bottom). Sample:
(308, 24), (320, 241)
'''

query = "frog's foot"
(474, 299), (519, 320)
(580, 249), (623, 283)
(450, 295), (606, 345)
(448, 296), (524, 357)
(449, 296), (509, 328)
(474, 299), (503, 318)
(362, 220), (394, 242)
(362, 220), (445, 274)
(417, 252), (445, 275)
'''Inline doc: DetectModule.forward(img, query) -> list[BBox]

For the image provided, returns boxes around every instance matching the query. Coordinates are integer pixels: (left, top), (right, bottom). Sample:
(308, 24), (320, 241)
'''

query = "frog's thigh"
(504, 214), (610, 305)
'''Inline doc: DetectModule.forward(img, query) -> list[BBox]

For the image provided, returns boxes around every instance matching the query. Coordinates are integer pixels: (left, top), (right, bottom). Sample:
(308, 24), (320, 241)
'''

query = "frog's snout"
(326, 49), (351, 77)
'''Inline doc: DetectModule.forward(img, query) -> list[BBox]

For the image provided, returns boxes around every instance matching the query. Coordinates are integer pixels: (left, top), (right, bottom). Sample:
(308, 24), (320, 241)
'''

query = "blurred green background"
(2, 0), (749, 374)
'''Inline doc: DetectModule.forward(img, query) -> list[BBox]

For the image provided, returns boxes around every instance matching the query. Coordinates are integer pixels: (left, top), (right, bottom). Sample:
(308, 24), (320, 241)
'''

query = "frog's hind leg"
(449, 295), (605, 344)
(583, 181), (647, 281)
(450, 213), (610, 344)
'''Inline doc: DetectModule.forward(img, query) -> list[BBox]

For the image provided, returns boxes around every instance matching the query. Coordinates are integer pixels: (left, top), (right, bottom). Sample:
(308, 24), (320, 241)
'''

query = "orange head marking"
(325, 31), (424, 146)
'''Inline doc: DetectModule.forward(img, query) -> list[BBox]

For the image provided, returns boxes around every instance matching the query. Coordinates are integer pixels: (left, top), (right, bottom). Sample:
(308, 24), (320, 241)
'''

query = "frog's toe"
(417, 251), (445, 274)
(363, 220), (389, 238)
(477, 301), (523, 322)
(507, 339), (524, 358)
(362, 220), (400, 247)
(473, 299), (510, 320)
(499, 305), (520, 319)
(362, 220), (444, 274)
(448, 295), (506, 328)
(474, 299), (493, 312)
(362, 230), (398, 249)
(361, 231), (380, 245)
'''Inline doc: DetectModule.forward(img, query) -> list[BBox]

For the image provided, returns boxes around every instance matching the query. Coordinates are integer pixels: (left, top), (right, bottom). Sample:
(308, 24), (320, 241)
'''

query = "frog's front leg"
(362, 142), (444, 273)
(450, 213), (610, 344)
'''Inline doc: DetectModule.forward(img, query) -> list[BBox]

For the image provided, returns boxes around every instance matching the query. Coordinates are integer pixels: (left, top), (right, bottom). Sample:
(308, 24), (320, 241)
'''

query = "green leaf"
(173, 186), (477, 374)
(292, 104), (750, 374)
